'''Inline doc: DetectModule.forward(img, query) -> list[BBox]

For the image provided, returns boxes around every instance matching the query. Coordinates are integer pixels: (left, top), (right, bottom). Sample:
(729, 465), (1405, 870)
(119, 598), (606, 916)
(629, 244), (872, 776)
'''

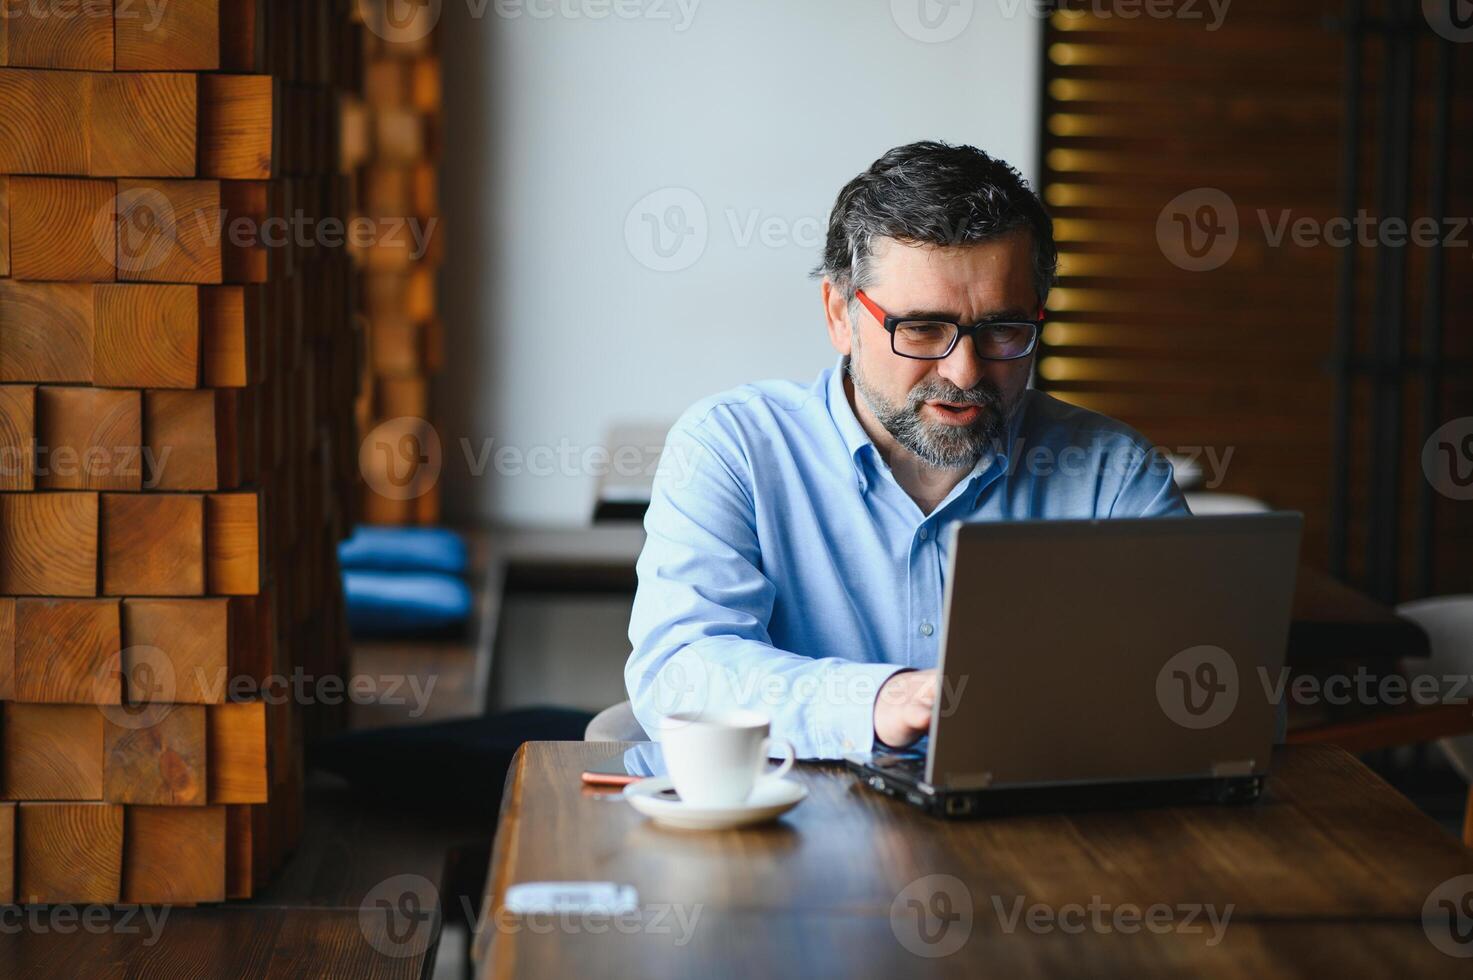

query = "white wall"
(439, 0), (1041, 524)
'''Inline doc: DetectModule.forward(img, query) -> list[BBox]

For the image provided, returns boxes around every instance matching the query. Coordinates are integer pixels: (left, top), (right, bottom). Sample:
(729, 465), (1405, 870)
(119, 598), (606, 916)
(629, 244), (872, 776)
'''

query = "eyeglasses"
(854, 288), (1045, 361)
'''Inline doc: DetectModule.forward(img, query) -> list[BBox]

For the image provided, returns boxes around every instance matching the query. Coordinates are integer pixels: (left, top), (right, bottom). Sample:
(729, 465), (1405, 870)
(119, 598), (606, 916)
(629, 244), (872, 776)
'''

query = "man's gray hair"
(813, 141), (1058, 307)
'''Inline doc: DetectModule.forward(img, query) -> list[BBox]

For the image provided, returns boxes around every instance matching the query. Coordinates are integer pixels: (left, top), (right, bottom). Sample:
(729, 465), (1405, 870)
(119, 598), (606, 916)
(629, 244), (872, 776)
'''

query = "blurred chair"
(1395, 595), (1473, 846)
(1167, 449), (1271, 514)
(585, 699), (649, 742)
(1167, 452), (1204, 490)
(311, 707), (596, 815)
(1184, 492), (1271, 515)
(593, 423), (669, 523)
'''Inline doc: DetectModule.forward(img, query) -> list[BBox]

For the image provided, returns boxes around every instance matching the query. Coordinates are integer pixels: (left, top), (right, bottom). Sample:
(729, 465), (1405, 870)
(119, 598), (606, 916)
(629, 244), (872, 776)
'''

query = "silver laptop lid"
(926, 513), (1303, 790)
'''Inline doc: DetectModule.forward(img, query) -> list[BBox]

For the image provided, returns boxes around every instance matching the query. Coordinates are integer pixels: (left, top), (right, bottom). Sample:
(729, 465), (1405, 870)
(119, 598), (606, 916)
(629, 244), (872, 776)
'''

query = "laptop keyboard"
(871, 750), (926, 779)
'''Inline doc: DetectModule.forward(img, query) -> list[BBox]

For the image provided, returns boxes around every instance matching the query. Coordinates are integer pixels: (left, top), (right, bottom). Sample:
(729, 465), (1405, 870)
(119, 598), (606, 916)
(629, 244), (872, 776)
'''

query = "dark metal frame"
(1414, 28), (1455, 596)
(1328, 0), (1457, 601)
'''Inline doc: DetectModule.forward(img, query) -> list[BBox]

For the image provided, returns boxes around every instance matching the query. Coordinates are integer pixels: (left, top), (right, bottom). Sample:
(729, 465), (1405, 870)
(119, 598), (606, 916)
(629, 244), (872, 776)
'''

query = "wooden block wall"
(0, 0), (361, 905)
(345, 1), (443, 525)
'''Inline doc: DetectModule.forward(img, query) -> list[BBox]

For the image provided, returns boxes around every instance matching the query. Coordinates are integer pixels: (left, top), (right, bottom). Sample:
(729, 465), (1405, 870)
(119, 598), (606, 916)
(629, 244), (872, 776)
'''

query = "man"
(626, 141), (1189, 759)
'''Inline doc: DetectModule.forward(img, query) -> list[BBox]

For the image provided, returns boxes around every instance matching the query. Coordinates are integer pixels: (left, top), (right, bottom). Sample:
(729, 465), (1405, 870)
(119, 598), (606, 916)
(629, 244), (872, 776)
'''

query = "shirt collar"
(972, 390), (1030, 507)
(826, 356), (875, 479)
(825, 355), (1027, 500)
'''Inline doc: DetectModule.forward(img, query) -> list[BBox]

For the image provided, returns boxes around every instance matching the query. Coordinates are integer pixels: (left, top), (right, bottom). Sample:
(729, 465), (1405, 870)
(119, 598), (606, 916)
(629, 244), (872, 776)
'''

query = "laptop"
(847, 512), (1303, 818)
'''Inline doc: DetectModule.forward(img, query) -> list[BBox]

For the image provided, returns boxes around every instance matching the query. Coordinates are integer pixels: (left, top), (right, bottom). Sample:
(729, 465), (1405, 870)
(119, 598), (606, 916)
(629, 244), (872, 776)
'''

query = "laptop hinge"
(1211, 759), (1256, 777)
(942, 772), (993, 791)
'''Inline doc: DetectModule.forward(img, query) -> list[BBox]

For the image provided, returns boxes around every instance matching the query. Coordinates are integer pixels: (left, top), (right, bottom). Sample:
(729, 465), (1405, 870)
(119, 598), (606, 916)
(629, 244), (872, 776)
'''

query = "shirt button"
(919, 527), (930, 541)
(919, 622), (934, 637)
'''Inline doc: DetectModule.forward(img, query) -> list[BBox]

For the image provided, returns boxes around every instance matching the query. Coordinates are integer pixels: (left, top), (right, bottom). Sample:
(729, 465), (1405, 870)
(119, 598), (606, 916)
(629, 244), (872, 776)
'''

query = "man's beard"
(848, 352), (1011, 470)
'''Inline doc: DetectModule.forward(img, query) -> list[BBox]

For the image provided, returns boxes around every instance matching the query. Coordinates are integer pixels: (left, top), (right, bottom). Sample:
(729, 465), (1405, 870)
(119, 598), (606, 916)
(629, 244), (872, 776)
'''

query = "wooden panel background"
(1037, 0), (1473, 596)
(0, 0), (363, 905)
(343, 5), (444, 526)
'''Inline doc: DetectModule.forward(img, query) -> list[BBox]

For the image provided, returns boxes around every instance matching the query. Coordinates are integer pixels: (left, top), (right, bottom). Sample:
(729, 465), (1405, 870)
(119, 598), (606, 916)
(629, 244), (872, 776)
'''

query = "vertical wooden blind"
(1039, 0), (1473, 597)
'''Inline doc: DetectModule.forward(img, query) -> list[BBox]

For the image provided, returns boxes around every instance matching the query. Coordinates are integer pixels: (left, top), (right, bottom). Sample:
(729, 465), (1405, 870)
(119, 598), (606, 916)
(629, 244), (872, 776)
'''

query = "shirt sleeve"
(625, 413), (906, 759)
(1107, 440), (1194, 518)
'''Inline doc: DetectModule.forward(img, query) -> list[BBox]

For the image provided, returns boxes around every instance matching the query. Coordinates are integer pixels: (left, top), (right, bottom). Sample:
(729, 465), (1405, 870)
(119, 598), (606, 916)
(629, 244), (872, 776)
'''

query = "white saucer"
(623, 777), (807, 830)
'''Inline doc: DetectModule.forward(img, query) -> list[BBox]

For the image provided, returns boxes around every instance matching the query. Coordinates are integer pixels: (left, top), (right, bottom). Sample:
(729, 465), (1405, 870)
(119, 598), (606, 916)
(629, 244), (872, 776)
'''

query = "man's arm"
(1108, 440), (1193, 517)
(625, 416), (906, 759)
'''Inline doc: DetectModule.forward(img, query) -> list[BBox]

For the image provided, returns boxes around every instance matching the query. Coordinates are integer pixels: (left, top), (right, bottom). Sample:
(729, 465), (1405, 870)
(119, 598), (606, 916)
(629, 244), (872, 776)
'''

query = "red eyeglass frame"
(854, 288), (1046, 361)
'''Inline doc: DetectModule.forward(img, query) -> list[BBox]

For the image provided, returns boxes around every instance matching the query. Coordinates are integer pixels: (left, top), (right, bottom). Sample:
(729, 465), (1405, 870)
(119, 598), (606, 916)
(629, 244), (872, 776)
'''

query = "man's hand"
(873, 668), (938, 749)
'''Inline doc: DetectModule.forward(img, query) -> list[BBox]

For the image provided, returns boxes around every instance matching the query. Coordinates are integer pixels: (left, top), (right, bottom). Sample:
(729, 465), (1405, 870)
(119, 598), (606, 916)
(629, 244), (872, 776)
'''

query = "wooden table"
(474, 742), (1473, 978)
(1289, 565), (1429, 663)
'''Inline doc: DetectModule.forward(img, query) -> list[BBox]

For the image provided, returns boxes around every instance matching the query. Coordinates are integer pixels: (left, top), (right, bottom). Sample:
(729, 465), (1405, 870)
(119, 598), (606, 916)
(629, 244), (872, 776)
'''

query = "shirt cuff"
(815, 661), (913, 759)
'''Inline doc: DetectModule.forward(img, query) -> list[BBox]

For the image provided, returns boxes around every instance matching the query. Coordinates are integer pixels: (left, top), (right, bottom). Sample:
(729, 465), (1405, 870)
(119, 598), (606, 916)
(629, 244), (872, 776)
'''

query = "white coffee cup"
(658, 709), (796, 807)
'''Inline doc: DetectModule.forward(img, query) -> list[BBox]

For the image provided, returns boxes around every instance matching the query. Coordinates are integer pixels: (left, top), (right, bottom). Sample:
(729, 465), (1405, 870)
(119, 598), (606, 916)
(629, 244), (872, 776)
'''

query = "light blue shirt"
(626, 356), (1190, 758)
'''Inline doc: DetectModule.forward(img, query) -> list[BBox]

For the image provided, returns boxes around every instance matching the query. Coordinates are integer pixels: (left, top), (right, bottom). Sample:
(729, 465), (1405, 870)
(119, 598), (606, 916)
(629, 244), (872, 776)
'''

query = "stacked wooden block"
(343, 0), (444, 524)
(0, 0), (359, 904)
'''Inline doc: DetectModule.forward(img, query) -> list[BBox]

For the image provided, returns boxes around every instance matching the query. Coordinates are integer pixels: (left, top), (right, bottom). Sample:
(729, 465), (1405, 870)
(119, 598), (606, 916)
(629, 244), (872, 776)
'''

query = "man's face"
(826, 232), (1039, 469)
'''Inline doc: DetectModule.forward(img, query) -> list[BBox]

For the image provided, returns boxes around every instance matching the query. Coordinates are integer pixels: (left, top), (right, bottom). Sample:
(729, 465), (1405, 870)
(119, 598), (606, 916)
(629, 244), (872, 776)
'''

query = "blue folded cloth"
(344, 570), (473, 636)
(338, 526), (468, 575)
